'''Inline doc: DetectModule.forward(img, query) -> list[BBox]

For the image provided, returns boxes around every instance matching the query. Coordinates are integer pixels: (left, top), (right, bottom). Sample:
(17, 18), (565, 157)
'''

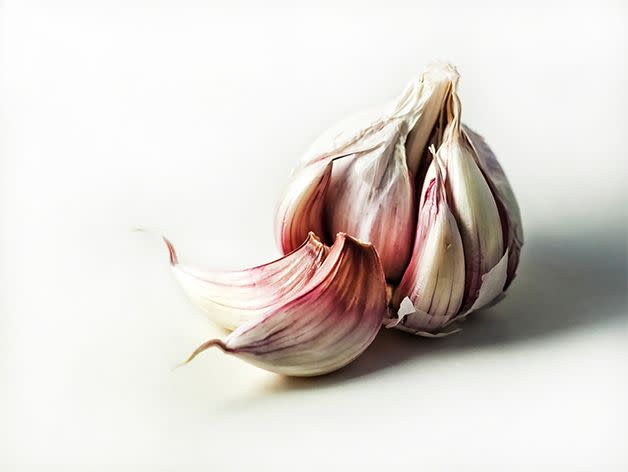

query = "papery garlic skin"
(183, 233), (387, 376)
(404, 63), (460, 175)
(165, 232), (328, 331)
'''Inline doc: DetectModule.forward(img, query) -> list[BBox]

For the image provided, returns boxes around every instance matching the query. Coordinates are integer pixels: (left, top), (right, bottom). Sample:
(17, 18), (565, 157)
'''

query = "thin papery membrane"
(300, 63), (460, 173)
(461, 249), (509, 315)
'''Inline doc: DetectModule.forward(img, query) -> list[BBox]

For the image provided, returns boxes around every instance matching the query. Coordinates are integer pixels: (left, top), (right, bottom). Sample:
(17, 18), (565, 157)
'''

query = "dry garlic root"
(162, 62), (523, 376)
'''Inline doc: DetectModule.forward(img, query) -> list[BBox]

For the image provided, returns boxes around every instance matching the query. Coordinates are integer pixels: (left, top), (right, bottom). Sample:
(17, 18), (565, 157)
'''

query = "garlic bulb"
(161, 62), (523, 376)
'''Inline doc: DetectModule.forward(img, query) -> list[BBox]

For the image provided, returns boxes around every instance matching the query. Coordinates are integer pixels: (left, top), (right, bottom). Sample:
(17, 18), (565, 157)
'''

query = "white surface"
(1, 1), (627, 470)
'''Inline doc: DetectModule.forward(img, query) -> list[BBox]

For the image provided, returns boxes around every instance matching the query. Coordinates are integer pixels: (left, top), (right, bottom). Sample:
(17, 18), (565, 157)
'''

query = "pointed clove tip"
(133, 227), (180, 266)
(161, 236), (178, 266)
(305, 231), (324, 247)
(336, 232), (373, 248)
(176, 339), (229, 369)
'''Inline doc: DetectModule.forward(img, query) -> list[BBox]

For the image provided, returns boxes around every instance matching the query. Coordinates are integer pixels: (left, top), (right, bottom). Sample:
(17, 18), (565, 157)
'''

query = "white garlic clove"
(182, 233), (387, 376)
(391, 156), (466, 333)
(463, 125), (523, 288)
(164, 232), (328, 331)
(436, 89), (504, 311)
(274, 161), (333, 255)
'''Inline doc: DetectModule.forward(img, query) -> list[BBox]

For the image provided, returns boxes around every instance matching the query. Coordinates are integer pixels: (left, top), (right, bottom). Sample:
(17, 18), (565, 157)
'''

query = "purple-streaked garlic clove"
(435, 87), (505, 312)
(463, 125), (523, 288)
(181, 233), (387, 376)
(324, 121), (416, 280)
(390, 156), (465, 334)
(164, 232), (328, 331)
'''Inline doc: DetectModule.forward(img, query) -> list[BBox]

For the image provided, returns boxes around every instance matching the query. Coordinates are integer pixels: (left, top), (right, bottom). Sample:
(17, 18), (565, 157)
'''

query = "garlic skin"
(164, 232), (328, 331)
(182, 233), (387, 376)
(403, 63), (460, 175)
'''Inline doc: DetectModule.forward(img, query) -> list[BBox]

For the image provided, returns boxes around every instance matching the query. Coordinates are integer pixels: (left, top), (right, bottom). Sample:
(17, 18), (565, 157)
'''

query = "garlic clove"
(164, 232), (328, 331)
(437, 90), (504, 310)
(391, 156), (466, 333)
(324, 121), (416, 280)
(463, 125), (523, 288)
(181, 233), (387, 376)
(274, 161), (332, 254)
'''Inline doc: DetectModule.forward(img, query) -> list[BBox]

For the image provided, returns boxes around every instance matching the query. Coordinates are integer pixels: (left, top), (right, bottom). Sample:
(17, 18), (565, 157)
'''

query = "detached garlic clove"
(436, 88), (504, 311)
(182, 233), (387, 376)
(164, 232), (328, 331)
(391, 156), (466, 333)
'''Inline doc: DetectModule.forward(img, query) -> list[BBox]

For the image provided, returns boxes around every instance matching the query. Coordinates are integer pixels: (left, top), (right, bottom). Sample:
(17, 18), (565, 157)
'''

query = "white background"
(1, 1), (627, 470)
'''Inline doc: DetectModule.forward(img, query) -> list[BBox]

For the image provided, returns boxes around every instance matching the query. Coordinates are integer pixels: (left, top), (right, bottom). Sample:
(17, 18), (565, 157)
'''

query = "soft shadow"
(262, 225), (627, 392)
